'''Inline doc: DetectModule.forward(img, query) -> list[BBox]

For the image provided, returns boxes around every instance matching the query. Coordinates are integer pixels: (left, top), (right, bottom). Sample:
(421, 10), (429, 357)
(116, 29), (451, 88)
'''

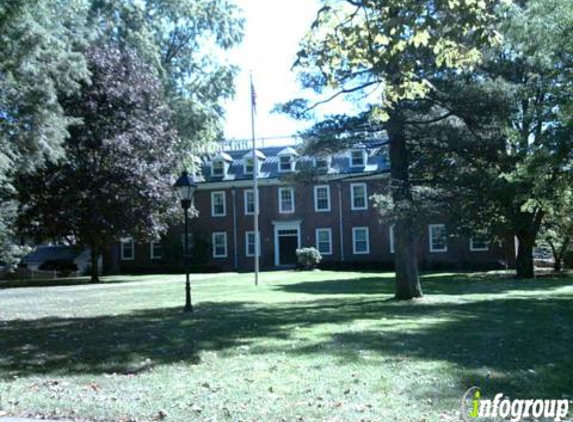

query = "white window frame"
(350, 149), (366, 167)
(315, 228), (333, 255)
(429, 224), (448, 253)
(314, 156), (331, 171)
(245, 231), (261, 257)
(278, 155), (295, 173)
(350, 183), (368, 210)
(211, 191), (226, 217)
(244, 189), (255, 215)
(313, 185), (331, 212)
(278, 187), (295, 214)
(244, 157), (254, 175)
(150, 241), (163, 260)
(352, 227), (370, 255)
(212, 160), (225, 177)
(120, 237), (134, 260)
(389, 225), (395, 254)
(470, 236), (489, 252)
(212, 232), (228, 258)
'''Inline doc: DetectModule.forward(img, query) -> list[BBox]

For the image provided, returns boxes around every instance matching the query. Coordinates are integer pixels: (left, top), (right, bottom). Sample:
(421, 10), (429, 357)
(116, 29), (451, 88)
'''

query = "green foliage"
(296, 247), (322, 270)
(17, 44), (179, 275)
(88, 0), (245, 159)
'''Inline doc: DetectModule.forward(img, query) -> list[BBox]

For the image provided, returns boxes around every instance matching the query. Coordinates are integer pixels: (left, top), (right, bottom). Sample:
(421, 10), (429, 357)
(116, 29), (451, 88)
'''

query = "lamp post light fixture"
(174, 170), (197, 312)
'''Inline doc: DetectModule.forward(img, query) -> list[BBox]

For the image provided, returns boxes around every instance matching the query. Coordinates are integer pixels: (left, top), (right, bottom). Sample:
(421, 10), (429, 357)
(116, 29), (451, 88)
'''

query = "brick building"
(108, 140), (514, 274)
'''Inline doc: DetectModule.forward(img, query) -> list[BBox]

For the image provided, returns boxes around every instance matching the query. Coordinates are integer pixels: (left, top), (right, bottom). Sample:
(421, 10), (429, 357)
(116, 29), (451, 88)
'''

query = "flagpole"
(250, 72), (260, 286)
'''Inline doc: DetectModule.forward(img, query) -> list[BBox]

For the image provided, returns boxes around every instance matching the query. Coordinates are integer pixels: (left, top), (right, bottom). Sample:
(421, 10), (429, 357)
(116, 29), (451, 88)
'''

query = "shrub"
(296, 247), (322, 270)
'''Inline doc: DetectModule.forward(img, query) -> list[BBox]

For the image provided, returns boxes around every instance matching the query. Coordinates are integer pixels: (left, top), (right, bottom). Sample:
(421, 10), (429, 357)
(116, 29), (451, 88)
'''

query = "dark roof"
(198, 138), (389, 183)
(23, 245), (82, 264)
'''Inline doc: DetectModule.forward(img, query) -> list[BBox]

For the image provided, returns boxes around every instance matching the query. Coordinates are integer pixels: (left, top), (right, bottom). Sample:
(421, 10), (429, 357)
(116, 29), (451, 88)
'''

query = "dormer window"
(212, 160), (224, 176)
(315, 156), (331, 171)
(277, 147), (299, 173)
(210, 152), (233, 178)
(244, 157), (254, 174)
(350, 149), (366, 167)
(279, 156), (294, 172)
(243, 150), (265, 175)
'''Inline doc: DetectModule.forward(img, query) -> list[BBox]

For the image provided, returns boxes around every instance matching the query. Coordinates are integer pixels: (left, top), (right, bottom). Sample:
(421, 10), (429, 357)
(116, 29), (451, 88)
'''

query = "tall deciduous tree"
(288, 0), (502, 299)
(18, 45), (178, 283)
(0, 0), (90, 265)
(88, 0), (244, 159)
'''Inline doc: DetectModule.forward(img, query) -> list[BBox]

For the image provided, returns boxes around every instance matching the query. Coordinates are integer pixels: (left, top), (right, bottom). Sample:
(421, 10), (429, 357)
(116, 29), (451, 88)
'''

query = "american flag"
(250, 74), (257, 114)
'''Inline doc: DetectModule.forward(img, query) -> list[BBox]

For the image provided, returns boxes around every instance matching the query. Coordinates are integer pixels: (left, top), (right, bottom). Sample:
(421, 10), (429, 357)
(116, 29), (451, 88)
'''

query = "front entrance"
(273, 220), (301, 267)
(278, 230), (298, 265)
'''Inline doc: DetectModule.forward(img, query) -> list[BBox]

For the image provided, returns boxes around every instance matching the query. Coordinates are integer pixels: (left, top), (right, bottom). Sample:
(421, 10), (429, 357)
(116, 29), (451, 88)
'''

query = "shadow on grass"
(0, 277), (149, 289)
(276, 273), (573, 296)
(1, 275), (572, 400)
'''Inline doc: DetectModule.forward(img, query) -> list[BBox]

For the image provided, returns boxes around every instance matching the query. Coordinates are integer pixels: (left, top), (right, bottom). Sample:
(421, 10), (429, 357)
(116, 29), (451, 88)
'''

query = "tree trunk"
(388, 111), (422, 300)
(90, 246), (100, 283)
(554, 259), (562, 273)
(515, 231), (535, 279)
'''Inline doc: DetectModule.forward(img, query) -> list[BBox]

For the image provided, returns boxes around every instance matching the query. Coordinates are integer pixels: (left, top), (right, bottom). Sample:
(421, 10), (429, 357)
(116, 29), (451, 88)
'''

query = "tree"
(88, 0), (244, 160)
(416, 0), (573, 278)
(539, 187), (573, 272)
(288, 0), (502, 299)
(0, 0), (90, 265)
(18, 44), (178, 283)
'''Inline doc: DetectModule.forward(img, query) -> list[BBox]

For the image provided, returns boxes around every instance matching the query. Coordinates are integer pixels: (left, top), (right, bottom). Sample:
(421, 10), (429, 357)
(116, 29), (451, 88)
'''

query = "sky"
(222, 0), (322, 144)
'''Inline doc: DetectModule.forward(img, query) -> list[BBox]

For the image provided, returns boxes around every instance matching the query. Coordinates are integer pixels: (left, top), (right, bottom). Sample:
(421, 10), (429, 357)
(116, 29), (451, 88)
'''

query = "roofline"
(196, 171), (389, 190)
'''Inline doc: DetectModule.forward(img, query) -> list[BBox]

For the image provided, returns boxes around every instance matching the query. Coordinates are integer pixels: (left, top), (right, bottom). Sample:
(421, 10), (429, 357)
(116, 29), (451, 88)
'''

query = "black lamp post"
(174, 170), (197, 312)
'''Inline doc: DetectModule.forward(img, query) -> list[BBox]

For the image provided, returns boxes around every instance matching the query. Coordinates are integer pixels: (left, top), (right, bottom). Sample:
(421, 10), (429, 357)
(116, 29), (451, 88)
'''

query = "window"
(244, 157), (254, 174)
(212, 232), (228, 258)
(279, 155), (294, 172)
(316, 228), (333, 255)
(315, 156), (331, 171)
(150, 241), (163, 260)
(244, 189), (255, 215)
(121, 237), (134, 260)
(351, 183), (368, 210)
(212, 160), (224, 177)
(389, 225), (395, 254)
(470, 235), (489, 251)
(350, 149), (366, 167)
(278, 187), (295, 213)
(429, 224), (447, 252)
(314, 185), (331, 212)
(245, 231), (261, 257)
(211, 191), (226, 217)
(352, 227), (370, 254)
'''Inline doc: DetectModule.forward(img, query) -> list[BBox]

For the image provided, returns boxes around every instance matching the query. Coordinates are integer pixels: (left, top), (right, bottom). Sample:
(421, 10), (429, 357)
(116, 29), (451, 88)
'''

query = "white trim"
(352, 227), (370, 254)
(245, 231), (261, 257)
(389, 225), (395, 254)
(314, 156), (331, 171)
(272, 220), (302, 266)
(120, 237), (134, 261)
(212, 231), (228, 258)
(278, 187), (295, 214)
(470, 237), (489, 252)
(350, 182), (368, 210)
(196, 172), (389, 190)
(244, 189), (254, 215)
(150, 241), (162, 260)
(315, 228), (333, 255)
(211, 160), (226, 177)
(350, 149), (366, 167)
(243, 157), (254, 175)
(313, 185), (331, 212)
(278, 155), (295, 173)
(429, 224), (448, 253)
(211, 191), (226, 217)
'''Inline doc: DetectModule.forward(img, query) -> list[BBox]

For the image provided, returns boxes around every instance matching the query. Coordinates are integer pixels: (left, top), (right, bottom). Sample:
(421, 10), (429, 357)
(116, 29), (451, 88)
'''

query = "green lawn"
(0, 270), (572, 422)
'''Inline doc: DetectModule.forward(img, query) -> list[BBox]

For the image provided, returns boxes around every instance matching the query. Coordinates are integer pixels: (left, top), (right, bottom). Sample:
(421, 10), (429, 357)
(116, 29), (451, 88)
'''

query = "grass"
(0, 270), (572, 422)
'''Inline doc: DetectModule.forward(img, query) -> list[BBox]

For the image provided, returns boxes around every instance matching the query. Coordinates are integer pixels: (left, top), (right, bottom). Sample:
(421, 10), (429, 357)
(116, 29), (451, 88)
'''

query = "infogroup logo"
(461, 387), (570, 422)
